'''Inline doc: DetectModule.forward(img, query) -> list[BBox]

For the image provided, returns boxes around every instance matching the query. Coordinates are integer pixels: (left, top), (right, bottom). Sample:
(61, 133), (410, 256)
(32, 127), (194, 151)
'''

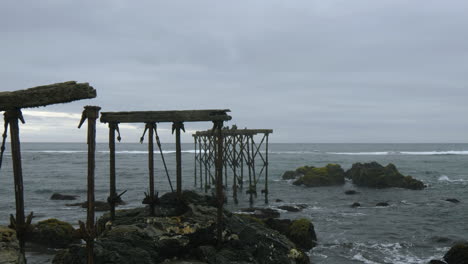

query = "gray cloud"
(1, 0), (467, 143)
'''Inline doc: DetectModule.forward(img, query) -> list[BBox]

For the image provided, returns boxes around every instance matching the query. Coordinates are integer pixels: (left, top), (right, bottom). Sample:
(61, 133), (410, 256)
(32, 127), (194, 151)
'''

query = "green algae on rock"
(29, 218), (79, 248)
(293, 164), (345, 187)
(345, 162), (425, 190)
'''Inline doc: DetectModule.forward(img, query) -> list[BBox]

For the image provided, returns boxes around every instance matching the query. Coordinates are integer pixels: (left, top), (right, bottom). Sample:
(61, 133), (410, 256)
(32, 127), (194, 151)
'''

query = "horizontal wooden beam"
(193, 129), (273, 136)
(0, 81), (96, 111)
(100, 109), (231, 123)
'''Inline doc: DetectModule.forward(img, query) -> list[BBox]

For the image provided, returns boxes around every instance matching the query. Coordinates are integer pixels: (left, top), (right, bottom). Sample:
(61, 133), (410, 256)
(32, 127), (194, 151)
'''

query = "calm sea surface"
(0, 143), (467, 263)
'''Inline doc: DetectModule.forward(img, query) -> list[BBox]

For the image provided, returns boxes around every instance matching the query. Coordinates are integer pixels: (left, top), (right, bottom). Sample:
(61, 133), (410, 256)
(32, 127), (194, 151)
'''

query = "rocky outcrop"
(293, 164), (345, 187)
(29, 218), (79, 248)
(66, 200), (125, 212)
(281, 166), (315, 180)
(345, 162), (425, 190)
(263, 218), (317, 251)
(444, 243), (468, 264)
(53, 191), (310, 264)
(50, 193), (78, 200)
(0, 226), (26, 264)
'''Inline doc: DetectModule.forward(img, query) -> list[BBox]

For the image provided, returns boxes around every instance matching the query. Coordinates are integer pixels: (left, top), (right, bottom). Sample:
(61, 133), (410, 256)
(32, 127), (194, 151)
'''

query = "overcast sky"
(1, 0), (467, 143)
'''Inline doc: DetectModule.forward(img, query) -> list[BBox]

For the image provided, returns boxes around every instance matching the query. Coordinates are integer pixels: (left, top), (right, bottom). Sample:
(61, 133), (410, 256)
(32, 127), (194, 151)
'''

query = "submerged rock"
(0, 226), (26, 264)
(351, 202), (361, 208)
(376, 202), (390, 207)
(29, 218), (79, 248)
(345, 162), (425, 190)
(446, 199), (461, 204)
(345, 190), (358, 195)
(444, 243), (468, 264)
(293, 164), (345, 187)
(53, 190), (310, 264)
(50, 193), (78, 200)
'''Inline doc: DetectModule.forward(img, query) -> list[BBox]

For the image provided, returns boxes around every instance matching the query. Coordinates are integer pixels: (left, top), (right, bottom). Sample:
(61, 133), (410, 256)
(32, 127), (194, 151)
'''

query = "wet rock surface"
(53, 191), (310, 264)
(0, 226), (26, 264)
(345, 162), (425, 190)
(444, 243), (468, 264)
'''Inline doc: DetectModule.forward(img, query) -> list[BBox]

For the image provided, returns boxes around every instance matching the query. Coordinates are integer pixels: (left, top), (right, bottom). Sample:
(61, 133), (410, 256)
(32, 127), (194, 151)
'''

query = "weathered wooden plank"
(100, 109), (231, 123)
(0, 81), (96, 111)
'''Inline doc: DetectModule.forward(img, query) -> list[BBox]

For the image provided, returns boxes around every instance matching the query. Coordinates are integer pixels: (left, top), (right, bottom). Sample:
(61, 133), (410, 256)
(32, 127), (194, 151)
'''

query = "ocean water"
(0, 143), (467, 264)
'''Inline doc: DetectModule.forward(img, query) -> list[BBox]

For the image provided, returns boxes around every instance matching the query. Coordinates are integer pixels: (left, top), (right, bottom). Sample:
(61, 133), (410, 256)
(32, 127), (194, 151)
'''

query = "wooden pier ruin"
(100, 110), (232, 245)
(0, 81), (96, 259)
(192, 127), (273, 204)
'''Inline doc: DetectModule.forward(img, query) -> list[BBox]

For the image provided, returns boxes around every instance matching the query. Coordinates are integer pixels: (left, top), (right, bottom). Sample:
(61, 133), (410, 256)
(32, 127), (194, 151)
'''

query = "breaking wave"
(328, 150), (468, 156)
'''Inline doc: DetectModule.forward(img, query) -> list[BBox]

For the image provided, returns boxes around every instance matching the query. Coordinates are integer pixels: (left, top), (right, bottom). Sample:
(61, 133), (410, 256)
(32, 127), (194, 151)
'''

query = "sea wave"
(328, 150), (468, 156)
(438, 175), (468, 182)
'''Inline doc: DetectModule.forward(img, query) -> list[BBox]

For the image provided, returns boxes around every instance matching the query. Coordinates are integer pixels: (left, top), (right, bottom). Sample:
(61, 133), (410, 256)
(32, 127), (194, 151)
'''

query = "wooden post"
(198, 137), (203, 189)
(173, 122), (184, 197)
(214, 121), (224, 247)
(194, 136), (197, 187)
(147, 123), (156, 215)
(264, 134), (269, 204)
(4, 110), (26, 254)
(108, 123), (117, 221)
(78, 105), (101, 264)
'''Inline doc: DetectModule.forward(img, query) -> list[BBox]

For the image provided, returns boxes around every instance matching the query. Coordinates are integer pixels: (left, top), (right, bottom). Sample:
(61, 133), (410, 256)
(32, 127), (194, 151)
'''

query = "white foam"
(328, 150), (468, 156)
(352, 253), (380, 264)
(438, 175), (468, 182)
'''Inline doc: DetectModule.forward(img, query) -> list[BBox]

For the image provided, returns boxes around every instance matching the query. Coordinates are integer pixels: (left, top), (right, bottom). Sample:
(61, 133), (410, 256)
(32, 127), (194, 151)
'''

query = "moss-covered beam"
(0, 81), (96, 111)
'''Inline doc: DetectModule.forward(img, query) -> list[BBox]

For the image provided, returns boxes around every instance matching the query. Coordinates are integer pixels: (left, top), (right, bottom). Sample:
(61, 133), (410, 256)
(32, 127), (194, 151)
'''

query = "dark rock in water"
(376, 202), (390, 207)
(263, 218), (317, 251)
(66, 200), (126, 212)
(238, 207), (281, 219)
(428, 260), (447, 264)
(351, 202), (361, 208)
(345, 190), (358, 195)
(446, 198), (461, 204)
(0, 226), (26, 264)
(29, 218), (79, 248)
(275, 199), (283, 203)
(282, 171), (301, 180)
(278, 205), (302, 212)
(345, 162), (425, 190)
(444, 243), (468, 264)
(293, 164), (345, 187)
(53, 190), (309, 264)
(50, 193), (78, 200)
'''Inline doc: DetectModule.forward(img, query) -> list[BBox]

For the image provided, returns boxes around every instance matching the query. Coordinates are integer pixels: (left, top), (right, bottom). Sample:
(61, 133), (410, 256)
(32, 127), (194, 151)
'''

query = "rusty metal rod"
(108, 123), (117, 221)
(148, 123), (155, 215)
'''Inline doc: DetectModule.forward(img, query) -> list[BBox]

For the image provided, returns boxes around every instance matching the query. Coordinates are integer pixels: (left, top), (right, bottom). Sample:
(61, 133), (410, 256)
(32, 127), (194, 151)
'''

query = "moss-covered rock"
(288, 218), (317, 251)
(345, 162), (425, 190)
(293, 164), (345, 187)
(30, 218), (79, 248)
(444, 243), (468, 264)
(282, 171), (300, 180)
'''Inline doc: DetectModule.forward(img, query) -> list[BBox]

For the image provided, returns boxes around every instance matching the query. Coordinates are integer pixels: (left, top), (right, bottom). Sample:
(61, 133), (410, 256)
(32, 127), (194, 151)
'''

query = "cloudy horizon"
(1, 0), (467, 143)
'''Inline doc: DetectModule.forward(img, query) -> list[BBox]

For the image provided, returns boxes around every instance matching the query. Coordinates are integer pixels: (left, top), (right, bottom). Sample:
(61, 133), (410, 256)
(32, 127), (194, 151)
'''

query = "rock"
(66, 200), (125, 212)
(428, 260), (447, 264)
(288, 218), (317, 251)
(263, 218), (317, 251)
(53, 190), (310, 264)
(376, 202), (390, 207)
(282, 171), (300, 180)
(50, 193), (78, 200)
(446, 199), (461, 204)
(351, 202), (361, 208)
(345, 162), (425, 190)
(275, 199), (283, 203)
(444, 243), (468, 264)
(30, 218), (79, 248)
(0, 226), (26, 264)
(345, 190), (358, 195)
(293, 164), (345, 187)
(277, 205), (302, 212)
(238, 207), (281, 219)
